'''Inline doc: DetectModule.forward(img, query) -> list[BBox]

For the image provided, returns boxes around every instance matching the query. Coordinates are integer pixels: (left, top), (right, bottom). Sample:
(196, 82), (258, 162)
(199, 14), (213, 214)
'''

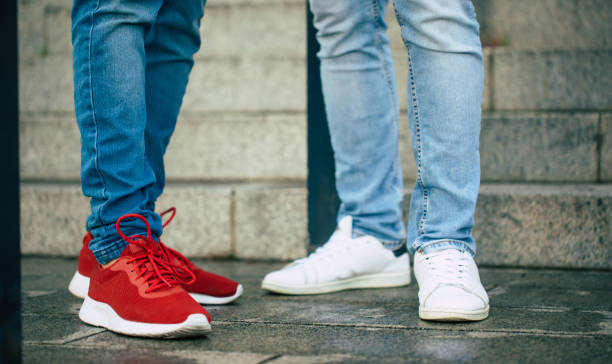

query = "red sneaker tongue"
(124, 239), (157, 254)
(121, 239), (174, 287)
(126, 244), (143, 255)
(121, 240), (161, 273)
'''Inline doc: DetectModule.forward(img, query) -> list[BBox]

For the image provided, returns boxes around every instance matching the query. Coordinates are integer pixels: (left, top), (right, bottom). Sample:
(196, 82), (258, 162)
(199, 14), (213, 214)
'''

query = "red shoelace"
(158, 207), (198, 283)
(115, 213), (196, 293)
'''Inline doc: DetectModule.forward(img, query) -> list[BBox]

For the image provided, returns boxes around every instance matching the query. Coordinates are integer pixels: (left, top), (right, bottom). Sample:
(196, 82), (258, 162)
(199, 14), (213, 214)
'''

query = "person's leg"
(72, 0), (164, 265)
(139, 0), (244, 305)
(311, 0), (405, 248)
(143, 0), (205, 210)
(393, 0), (488, 321)
(261, 0), (412, 295)
(71, 0), (212, 337)
(394, 0), (483, 255)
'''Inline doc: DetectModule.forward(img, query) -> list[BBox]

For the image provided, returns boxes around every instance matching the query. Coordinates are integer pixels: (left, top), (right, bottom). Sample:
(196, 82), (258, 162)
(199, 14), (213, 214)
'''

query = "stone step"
(489, 49), (612, 111)
(20, 0), (611, 115)
(20, 111), (307, 181)
(19, 0), (306, 60)
(21, 0), (611, 60)
(472, 0), (612, 50)
(384, 4), (611, 112)
(19, 0), (307, 114)
(31, 0), (306, 59)
(22, 49), (610, 114)
(390, 47), (612, 112)
(20, 182), (612, 269)
(20, 182), (308, 261)
(20, 111), (610, 183)
(384, 0), (612, 51)
(18, 55), (306, 114)
(470, 184), (611, 269)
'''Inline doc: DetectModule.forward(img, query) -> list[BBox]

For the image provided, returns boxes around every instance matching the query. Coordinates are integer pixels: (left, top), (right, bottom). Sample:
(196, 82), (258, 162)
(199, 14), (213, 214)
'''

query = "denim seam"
(369, 0), (398, 127)
(371, 0), (404, 214)
(87, 0), (107, 227)
(392, 2), (428, 236)
(406, 46), (428, 235)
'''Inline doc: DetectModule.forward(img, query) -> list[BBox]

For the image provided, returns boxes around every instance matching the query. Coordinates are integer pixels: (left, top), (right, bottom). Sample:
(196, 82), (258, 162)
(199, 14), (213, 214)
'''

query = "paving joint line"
(24, 329), (107, 346)
(212, 319), (608, 338)
(257, 354), (283, 364)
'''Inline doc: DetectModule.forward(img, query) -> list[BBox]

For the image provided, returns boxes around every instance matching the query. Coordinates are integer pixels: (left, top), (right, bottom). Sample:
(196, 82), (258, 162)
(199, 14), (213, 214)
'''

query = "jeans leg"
(143, 0), (206, 212)
(393, 0), (483, 255)
(309, 0), (405, 247)
(72, 0), (164, 264)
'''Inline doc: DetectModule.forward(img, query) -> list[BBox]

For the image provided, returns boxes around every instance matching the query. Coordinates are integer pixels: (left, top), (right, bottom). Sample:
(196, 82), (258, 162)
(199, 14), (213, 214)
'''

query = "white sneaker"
(414, 248), (489, 321)
(261, 216), (411, 295)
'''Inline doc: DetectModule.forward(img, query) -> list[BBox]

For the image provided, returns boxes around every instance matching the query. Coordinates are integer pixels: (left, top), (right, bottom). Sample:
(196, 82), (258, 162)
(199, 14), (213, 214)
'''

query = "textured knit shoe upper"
(77, 232), (96, 277)
(262, 216), (410, 289)
(72, 209), (241, 301)
(413, 248), (489, 312)
(87, 237), (211, 324)
(159, 241), (240, 298)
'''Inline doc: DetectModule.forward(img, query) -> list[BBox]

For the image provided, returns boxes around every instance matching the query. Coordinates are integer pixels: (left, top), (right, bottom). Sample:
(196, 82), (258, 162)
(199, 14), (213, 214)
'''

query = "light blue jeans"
(309, 0), (483, 255)
(71, 0), (206, 264)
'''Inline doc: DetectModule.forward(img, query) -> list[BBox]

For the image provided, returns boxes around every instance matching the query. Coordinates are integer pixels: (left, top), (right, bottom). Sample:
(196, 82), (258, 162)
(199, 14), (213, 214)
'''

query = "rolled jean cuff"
(412, 239), (475, 256)
(90, 237), (128, 265)
(380, 239), (406, 250)
(89, 225), (158, 265)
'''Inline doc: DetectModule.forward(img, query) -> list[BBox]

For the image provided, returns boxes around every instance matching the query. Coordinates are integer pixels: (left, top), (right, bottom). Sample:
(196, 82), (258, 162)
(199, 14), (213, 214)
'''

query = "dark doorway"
(306, 4), (340, 248)
(0, 0), (22, 363)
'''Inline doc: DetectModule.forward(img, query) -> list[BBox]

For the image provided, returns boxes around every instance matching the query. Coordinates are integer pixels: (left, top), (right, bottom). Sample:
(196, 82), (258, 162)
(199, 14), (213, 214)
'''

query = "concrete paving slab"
(36, 321), (612, 364)
(22, 257), (612, 363)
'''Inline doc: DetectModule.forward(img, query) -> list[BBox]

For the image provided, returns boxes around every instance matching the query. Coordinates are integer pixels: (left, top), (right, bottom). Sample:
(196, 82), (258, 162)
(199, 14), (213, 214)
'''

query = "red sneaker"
(68, 208), (243, 304)
(68, 232), (95, 299)
(79, 214), (211, 338)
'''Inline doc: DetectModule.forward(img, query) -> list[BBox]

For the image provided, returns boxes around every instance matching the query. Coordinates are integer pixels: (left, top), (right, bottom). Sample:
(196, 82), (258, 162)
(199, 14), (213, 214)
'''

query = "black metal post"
(0, 0), (22, 363)
(306, 3), (339, 248)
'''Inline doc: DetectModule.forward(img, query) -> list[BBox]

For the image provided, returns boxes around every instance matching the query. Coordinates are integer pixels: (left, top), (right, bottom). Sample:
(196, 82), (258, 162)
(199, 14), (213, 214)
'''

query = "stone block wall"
(19, 0), (308, 260)
(19, 0), (612, 268)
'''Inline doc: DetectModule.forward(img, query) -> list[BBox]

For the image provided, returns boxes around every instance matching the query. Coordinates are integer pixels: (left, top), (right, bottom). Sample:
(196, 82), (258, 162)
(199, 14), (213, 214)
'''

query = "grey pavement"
(22, 257), (612, 363)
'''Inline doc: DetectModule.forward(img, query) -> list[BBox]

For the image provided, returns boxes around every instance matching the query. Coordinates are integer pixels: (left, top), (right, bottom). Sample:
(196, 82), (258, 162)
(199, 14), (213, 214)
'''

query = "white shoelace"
(421, 249), (472, 284)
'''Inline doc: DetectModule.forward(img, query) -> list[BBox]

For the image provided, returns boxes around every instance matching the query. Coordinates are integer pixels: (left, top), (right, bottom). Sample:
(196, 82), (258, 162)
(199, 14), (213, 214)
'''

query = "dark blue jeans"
(72, 0), (206, 264)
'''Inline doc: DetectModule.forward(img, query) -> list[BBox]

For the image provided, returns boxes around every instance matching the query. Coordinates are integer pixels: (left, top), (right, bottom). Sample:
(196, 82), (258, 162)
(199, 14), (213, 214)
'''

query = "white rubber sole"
(69, 271), (243, 305)
(261, 271), (411, 295)
(68, 271), (89, 299)
(79, 296), (211, 338)
(189, 284), (243, 304)
(419, 305), (490, 322)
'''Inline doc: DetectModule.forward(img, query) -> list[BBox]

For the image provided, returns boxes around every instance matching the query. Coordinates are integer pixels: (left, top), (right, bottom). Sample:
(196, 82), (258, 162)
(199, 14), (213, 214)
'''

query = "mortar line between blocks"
(596, 112), (603, 182)
(230, 188), (237, 257)
(488, 50), (495, 112)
